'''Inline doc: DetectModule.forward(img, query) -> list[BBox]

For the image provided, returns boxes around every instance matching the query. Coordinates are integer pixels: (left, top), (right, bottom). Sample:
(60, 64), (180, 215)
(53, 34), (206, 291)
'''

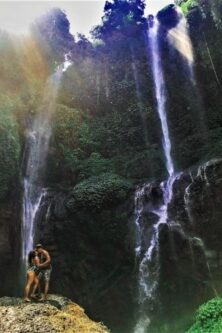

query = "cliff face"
(2, 159), (222, 332)
(34, 192), (136, 333)
(137, 158), (222, 331)
(167, 158), (222, 274)
(0, 199), (21, 297)
(0, 295), (109, 333)
(31, 158), (222, 332)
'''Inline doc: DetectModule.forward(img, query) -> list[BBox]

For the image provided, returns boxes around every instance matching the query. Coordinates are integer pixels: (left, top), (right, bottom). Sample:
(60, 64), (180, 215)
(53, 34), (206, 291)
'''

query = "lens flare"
(167, 8), (194, 65)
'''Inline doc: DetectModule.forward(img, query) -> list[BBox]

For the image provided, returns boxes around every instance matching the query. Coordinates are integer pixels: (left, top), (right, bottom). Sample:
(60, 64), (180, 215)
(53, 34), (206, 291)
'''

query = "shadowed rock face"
(0, 295), (109, 333)
(168, 159), (222, 254)
(155, 159), (222, 330)
(34, 193), (136, 333)
(30, 158), (222, 333)
(157, 4), (183, 29)
(0, 200), (21, 297)
(129, 159), (222, 332)
(0, 158), (219, 333)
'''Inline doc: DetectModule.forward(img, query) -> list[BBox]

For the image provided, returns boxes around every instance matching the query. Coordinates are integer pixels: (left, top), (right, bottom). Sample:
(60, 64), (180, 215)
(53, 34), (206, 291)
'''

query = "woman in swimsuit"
(24, 250), (40, 302)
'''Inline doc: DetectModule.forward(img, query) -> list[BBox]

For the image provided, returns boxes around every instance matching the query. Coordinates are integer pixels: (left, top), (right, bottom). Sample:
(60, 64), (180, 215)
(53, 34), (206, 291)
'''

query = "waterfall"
(133, 175), (180, 332)
(22, 61), (70, 260)
(167, 13), (194, 76)
(167, 8), (208, 142)
(184, 162), (221, 297)
(184, 177), (194, 225)
(133, 20), (177, 333)
(191, 237), (218, 297)
(133, 184), (153, 333)
(149, 21), (174, 177)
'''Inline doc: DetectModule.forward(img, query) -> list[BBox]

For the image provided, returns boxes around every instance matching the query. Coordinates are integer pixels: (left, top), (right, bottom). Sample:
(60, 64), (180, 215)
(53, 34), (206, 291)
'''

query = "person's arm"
(38, 250), (51, 268)
(34, 255), (40, 267)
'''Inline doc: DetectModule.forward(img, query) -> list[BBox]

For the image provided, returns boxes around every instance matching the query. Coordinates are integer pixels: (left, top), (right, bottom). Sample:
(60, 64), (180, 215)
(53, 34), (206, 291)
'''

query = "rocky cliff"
(0, 295), (109, 333)
(30, 158), (222, 332)
(34, 190), (136, 333)
(2, 159), (222, 333)
(0, 199), (21, 297)
(134, 158), (222, 331)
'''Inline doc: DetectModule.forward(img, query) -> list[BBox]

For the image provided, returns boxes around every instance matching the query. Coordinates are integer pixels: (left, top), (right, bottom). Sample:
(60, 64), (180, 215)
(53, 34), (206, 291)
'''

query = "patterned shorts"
(27, 265), (38, 273)
(39, 267), (52, 282)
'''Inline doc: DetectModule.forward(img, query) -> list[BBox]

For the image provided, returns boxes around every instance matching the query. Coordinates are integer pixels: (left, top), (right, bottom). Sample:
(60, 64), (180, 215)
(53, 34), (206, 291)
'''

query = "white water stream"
(149, 21), (174, 177)
(134, 20), (177, 333)
(22, 61), (71, 260)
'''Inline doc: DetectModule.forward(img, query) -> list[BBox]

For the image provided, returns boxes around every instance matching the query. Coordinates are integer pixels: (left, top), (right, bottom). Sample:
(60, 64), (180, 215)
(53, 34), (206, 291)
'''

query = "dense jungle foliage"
(0, 0), (222, 203)
(187, 298), (222, 333)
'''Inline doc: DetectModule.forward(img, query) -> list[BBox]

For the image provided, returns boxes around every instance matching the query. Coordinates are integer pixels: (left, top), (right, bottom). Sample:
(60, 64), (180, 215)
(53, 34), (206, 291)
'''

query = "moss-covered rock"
(66, 172), (133, 211)
(0, 97), (20, 200)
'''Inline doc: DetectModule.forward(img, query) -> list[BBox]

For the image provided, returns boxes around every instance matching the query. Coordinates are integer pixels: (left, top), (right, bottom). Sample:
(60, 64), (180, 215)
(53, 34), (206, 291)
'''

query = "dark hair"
(28, 250), (37, 265)
(35, 244), (43, 249)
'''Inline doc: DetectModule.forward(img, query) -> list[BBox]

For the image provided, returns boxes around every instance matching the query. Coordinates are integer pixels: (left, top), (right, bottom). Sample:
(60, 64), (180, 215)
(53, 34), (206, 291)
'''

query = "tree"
(92, 0), (147, 41)
(31, 8), (74, 68)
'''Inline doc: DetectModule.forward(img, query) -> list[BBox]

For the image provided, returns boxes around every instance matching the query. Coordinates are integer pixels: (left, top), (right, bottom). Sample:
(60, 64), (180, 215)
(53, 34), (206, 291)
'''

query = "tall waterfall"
(134, 20), (176, 333)
(22, 63), (68, 260)
(149, 21), (174, 177)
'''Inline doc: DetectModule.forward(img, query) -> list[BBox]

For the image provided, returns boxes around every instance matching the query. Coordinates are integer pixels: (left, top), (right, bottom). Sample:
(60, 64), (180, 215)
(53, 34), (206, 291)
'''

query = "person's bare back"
(35, 244), (52, 301)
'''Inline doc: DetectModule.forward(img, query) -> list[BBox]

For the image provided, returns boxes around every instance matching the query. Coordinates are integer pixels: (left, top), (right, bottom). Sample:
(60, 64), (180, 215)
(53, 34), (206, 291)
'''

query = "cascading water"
(133, 20), (177, 333)
(167, 11), (194, 78)
(192, 237), (218, 297)
(184, 163), (219, 297)
(22, 61), (70, 260)
(167, 7), (208, 140)
(149, 21), (174, 177)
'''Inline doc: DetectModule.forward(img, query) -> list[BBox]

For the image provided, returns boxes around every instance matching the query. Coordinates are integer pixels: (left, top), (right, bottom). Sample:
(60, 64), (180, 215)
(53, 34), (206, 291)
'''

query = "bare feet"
(24, 298), (31, 302)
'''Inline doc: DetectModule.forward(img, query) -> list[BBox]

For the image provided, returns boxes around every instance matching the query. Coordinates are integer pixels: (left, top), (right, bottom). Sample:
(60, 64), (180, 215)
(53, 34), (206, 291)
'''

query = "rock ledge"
(0, 294), (109, 333)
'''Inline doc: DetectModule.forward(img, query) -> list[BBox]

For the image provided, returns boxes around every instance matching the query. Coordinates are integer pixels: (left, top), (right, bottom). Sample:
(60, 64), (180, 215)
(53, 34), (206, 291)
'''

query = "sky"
(0, 1), (171, 38)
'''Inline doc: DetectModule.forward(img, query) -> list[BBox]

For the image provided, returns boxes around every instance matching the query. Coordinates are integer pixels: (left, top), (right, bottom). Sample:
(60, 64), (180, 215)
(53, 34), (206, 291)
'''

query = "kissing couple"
(24, 244), (52, 302)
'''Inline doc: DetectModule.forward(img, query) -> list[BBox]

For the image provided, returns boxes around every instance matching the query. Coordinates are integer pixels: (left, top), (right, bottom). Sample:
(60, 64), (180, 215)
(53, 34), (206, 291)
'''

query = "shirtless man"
(35, 244), (52, 301)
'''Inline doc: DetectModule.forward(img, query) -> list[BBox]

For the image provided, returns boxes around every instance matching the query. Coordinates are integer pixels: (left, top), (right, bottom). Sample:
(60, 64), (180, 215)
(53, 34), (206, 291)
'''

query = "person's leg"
(43, 281), (49, 300)
(30, 276), (40, 298)
(38, 271), (47, 301)
(42, 269), (51, 300)
(24, 272), (35, 301)
(36, 272), (43, 297)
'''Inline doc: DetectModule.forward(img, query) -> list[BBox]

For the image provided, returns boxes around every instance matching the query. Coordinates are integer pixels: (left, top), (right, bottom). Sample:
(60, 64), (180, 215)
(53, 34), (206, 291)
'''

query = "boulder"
(0, 294), (109, 333)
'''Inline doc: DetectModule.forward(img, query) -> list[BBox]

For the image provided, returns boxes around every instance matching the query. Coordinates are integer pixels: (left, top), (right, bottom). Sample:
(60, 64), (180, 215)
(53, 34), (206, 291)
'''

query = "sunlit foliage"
(0, 0), (222, 198)
(187, 298), (222, 333)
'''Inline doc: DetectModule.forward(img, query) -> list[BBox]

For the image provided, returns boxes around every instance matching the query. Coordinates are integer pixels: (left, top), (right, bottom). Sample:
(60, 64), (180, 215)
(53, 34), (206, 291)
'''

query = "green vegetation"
(187, 298), (222, 333)
(67, 173), (133, 210)
(180, 0), (198, 15)
(0, 96), (20, 200)
(0, 1), (221, 198)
